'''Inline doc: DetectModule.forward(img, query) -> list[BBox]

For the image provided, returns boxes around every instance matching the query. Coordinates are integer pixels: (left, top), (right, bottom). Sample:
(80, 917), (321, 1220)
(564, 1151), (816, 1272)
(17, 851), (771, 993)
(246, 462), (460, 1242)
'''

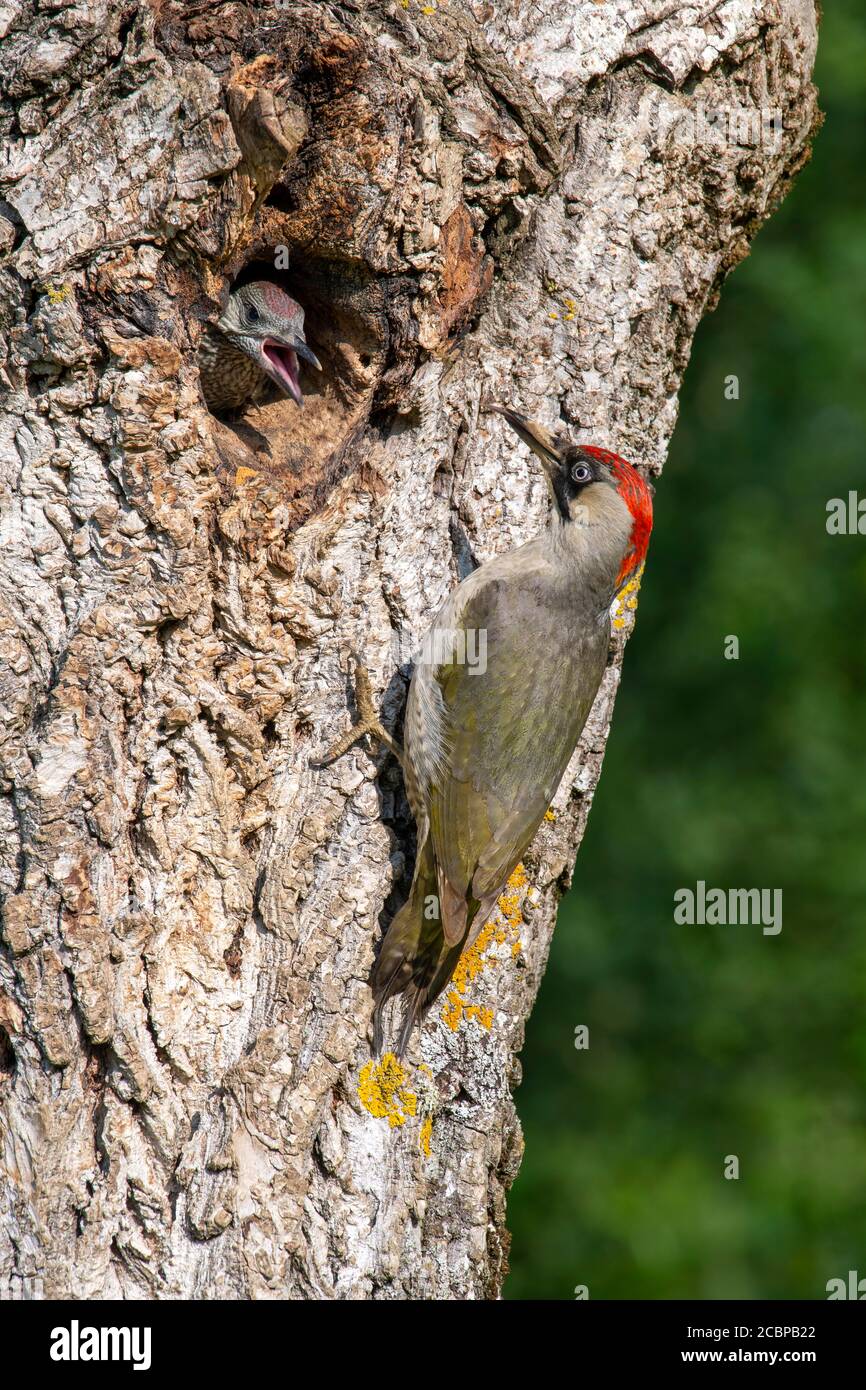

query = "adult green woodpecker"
(321, 410), (654, 1055)
(197, 280), (321, 413)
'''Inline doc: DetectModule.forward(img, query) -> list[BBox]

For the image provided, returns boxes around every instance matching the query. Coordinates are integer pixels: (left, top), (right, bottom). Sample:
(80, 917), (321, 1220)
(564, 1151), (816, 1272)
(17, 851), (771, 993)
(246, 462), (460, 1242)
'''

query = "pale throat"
(549, 486), (636, 600)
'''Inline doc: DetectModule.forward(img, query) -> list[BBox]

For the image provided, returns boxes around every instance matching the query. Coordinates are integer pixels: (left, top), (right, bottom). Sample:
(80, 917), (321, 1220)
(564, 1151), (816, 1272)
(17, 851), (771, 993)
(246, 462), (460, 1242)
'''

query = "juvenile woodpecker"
(321, 410), (654, 1055)
(198, 280), (321, 413)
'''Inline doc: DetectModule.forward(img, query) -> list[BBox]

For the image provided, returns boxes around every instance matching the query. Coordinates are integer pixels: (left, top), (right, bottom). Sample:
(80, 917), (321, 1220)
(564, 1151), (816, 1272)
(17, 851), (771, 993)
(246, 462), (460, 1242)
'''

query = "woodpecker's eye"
(246, 304), (260, 323)
(571, 462), (592, 484)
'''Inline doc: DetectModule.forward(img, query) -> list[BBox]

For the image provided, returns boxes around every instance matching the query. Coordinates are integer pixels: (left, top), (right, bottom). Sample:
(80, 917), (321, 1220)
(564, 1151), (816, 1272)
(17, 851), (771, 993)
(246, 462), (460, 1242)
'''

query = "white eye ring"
(571, 463), (591, 483)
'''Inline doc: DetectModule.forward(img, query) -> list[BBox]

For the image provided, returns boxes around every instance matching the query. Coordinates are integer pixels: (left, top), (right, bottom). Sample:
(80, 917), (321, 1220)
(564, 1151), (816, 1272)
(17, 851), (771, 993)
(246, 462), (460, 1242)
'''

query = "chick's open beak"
(259, 336), (322, 407)
(293, 339), (322, 372)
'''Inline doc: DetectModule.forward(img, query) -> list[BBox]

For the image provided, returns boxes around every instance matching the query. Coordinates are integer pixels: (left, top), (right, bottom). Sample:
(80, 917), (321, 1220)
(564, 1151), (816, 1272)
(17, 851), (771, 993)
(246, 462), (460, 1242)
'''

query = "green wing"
(426, 558), (608, 923)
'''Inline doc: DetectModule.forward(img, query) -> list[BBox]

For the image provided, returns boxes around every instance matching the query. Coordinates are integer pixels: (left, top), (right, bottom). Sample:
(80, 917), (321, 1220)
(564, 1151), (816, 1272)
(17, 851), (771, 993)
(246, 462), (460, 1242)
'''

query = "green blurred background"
(507, 3), (866, 1300)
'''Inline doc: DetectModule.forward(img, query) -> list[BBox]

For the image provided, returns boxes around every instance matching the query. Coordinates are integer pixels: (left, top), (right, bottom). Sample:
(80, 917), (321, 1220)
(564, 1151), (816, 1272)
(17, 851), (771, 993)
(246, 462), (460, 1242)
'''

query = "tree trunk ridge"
(0, 0), (819, 1299)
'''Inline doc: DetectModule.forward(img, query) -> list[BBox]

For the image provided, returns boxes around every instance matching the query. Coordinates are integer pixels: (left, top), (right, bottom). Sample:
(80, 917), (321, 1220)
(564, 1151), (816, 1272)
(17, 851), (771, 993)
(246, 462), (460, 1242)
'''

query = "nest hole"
(214, 246), (396, 508)
(0, 1027), (16, 1079)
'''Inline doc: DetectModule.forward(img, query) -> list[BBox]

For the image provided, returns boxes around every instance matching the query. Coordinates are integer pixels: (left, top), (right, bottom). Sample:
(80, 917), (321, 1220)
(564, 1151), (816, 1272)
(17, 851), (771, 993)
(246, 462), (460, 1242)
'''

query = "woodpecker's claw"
(312, 653), (404, 769)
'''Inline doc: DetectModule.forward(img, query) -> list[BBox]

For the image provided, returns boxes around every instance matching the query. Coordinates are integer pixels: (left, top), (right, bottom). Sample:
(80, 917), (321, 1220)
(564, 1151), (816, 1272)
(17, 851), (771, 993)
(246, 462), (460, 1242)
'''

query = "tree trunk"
(0, 0), (818, 1300)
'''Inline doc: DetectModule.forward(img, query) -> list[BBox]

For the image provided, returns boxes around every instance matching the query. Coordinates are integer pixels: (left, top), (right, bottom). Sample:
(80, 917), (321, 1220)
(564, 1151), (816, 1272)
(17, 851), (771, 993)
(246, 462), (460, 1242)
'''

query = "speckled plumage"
(197, 324), (272, 412)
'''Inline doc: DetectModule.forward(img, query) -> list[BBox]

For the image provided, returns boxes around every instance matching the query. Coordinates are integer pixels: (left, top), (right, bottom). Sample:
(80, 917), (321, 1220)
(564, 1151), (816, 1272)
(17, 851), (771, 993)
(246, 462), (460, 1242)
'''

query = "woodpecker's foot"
(313, 654), (404, 769)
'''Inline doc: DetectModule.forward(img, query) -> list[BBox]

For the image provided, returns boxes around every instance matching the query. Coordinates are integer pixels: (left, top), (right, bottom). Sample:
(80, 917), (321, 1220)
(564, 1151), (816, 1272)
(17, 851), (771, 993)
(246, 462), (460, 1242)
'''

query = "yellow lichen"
(546, 288), (577, 321)
(415, 1064), (439, 1154)
(441, 989), (463, 1031)
(611, 563), (645, 632)
(441, 863), (526, 1033)
(464, 1004), (493, 1030)
(45, 284), (70, 304)
(544, 808), (557, 822)
(358, 1057), (440, 1153)
(419, 1114), (433, 1155)
(358, 1053), (418, 1128)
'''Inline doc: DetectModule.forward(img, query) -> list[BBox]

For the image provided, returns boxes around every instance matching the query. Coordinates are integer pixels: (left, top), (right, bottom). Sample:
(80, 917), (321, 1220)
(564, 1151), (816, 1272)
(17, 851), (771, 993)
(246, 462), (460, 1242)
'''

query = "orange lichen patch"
(611, 563), (645, 631)
(441, 990), (463, 1032)
(419, 1114), (433, 1155)
(234, 466), (258, 486)
(415, 1063), (439, 1155)
(441, 863), (527, 1033)
(358, 1052), (418, 1128)
(546, 285), (577, 322)
(464, 1003), (493, 1030)
(358, 1056), (439, 1152)
(497, 862), (528, 933)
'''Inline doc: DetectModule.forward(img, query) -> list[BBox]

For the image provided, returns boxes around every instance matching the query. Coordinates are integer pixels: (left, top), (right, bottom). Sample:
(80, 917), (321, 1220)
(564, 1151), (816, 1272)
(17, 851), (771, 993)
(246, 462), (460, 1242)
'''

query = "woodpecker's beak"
(258, 336), (322, 407)
(490, 407), (564, 476)
(293, 339), (323, 373)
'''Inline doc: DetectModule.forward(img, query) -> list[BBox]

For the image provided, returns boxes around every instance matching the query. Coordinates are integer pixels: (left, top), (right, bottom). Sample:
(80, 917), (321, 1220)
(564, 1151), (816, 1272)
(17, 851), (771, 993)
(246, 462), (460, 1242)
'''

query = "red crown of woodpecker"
(583, 445), (654, 588)
(255, 282), (303, 318)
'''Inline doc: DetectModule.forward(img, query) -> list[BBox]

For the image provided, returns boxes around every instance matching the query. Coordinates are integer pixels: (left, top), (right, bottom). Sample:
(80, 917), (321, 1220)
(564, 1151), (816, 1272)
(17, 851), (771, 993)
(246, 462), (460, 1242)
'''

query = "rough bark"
(0, 0), (818, 1300)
